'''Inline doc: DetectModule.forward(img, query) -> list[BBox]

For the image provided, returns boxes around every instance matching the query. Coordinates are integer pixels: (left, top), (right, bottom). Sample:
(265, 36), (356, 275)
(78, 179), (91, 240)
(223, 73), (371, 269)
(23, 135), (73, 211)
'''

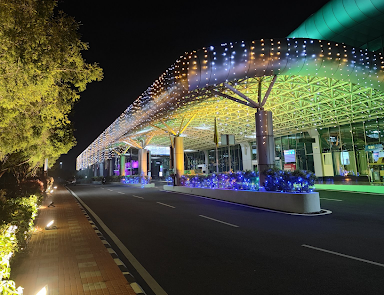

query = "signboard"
(146, 145), (170, 155)
(283, 149), (296, 163)
(221, 134), (235, 145)
(299, 138), (315, 143)
(365, 144), (383, 151)
(284, 163), (296, 171)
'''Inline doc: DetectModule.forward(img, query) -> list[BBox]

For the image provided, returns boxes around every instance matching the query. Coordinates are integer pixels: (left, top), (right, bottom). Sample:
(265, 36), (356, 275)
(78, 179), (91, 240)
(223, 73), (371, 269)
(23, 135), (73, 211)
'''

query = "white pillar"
(147, 150), (151, 178)
(240, 142), (253, 171)
(138, 149), (148, 177)
(109, 159), (113, 176)
(307, 129), (324, 177)
(99, 162), (104, 177)
(204, 150), (209, 174)
(174, 136), (184, 185)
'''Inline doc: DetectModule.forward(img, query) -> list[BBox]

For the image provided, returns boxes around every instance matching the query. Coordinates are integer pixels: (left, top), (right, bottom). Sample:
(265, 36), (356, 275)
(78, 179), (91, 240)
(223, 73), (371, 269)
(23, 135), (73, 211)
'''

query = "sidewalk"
(11, 186), (138, 295)
(315, 183), (384, 194)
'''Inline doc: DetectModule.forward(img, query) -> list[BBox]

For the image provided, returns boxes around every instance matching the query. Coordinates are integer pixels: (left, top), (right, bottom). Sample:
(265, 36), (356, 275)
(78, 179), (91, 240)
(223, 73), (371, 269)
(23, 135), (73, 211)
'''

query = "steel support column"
(255, 110), (275, 188)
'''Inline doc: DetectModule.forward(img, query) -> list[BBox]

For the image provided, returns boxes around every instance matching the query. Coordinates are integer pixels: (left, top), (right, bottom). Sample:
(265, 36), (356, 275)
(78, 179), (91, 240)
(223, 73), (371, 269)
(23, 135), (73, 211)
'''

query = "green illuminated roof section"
(288, 0), (384, 51)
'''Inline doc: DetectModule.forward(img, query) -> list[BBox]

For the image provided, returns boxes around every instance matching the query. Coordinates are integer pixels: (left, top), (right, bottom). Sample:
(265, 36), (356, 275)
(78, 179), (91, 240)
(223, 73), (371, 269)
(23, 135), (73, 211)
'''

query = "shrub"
(0, 190), (40, 294)
(0, 224), (23, 294)
(263, 168), (316, 193)
(180, 171), (259, 191)
(105, 175), (125, 182)
(0, 193), (40, 252)
(122, 175), (151, 184)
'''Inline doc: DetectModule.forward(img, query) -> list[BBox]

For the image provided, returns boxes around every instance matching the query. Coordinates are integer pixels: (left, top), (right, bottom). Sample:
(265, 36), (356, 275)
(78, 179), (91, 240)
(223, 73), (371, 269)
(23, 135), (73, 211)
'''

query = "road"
(68, 183), (384, 295)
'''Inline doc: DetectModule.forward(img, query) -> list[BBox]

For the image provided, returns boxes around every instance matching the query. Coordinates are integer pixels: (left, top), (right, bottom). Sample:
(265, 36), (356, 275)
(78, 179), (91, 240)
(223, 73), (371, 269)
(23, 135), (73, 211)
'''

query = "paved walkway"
(315, 183), (384, 193)
(11, 186), (138, 295)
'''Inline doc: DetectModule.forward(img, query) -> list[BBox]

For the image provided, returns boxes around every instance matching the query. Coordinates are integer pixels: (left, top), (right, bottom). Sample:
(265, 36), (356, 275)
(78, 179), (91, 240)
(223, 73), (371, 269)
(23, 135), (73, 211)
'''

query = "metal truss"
(128, 75), (383, 149)
(77, 74), (384, 169)
(81, 79), (378, 171)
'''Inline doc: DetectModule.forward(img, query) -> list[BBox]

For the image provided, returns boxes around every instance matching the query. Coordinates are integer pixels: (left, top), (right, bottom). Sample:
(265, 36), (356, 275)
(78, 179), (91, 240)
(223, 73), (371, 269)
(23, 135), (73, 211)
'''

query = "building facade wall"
(183, 118), (384, 183)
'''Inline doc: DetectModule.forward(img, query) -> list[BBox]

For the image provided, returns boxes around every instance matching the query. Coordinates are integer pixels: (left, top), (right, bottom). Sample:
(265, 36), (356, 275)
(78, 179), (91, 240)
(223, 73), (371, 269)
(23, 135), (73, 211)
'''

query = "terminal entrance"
(77, 37), (384, 186)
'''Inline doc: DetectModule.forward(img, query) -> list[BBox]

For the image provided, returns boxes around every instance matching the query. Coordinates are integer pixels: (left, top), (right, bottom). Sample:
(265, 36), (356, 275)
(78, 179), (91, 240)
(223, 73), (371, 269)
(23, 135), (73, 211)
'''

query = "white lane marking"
(320, 197), (342, 202)
(67, 188), (168, 295)
(117, 192), (125, 194)
(132, 195), (144, 199)
(302, 244), (384, 268)
(107, 189), (113, 192)
(199, 215), (239, 228)
(114, 258), (125, 266)
(156, 202), (175, 209)
(130, 282), (145, 294)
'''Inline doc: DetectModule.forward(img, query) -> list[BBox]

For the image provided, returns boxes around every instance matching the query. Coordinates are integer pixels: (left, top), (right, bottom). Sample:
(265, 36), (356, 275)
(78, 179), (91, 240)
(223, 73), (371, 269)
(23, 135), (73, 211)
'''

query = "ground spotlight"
(45, 220), (56, 230)
(35, 285), (48, 295)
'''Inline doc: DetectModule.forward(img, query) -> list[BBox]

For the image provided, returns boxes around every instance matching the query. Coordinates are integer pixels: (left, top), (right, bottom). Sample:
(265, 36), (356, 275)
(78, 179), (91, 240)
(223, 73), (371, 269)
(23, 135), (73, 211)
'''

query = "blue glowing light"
(180, 171), (259, 191)
(123, 175), (151, 185)
(263, 168), (316, 193)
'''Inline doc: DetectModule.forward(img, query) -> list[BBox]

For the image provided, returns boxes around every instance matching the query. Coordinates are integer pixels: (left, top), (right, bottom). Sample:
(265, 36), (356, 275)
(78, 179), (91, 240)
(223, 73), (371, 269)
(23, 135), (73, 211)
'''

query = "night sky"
(56, 0), (330, 172)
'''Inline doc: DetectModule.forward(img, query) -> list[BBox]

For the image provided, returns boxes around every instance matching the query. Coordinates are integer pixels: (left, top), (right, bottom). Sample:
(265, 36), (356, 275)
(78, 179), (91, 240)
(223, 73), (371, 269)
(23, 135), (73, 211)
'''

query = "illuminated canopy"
(77, 18), (384, 170)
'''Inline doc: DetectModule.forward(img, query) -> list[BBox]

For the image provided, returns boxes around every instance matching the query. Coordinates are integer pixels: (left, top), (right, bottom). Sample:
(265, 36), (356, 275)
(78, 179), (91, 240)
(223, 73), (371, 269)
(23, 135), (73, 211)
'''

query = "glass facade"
(185, 151), (205, 173)
(251, 132), (315, 172)
(318, 119), (384, 182)
(177, 120), (384, 183)
(186, 145), (244, 173)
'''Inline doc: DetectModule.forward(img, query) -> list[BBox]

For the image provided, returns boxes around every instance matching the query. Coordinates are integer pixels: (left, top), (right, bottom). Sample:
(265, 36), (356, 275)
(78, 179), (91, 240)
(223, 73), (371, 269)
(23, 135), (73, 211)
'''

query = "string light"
(180, 171), (259, 191)
(77, 38), (384, 170)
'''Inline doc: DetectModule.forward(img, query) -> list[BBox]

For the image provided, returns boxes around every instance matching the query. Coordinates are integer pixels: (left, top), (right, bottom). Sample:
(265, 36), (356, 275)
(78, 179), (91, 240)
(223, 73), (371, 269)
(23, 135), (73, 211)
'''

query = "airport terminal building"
(77, 0), (384, 184)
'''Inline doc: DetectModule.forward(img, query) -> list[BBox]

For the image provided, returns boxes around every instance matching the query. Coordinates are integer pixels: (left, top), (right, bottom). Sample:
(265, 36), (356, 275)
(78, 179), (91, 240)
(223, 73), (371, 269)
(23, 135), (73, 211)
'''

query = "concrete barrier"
(163, 185), (321, 214)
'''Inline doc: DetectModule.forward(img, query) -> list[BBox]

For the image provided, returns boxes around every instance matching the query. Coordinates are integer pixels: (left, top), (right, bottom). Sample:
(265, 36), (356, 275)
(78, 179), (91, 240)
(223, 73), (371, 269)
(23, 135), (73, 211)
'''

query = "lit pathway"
(11, 187), (138, 295)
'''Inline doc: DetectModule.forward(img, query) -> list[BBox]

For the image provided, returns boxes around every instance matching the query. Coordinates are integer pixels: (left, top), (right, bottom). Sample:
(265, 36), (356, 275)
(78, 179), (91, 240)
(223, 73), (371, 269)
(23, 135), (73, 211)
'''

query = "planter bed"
(163, 185), (321, 214)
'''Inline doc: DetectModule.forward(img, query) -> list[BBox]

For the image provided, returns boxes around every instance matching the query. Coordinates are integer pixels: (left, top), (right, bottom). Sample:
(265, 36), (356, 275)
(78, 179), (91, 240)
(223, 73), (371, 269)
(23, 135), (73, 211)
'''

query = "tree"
(0, 0), (103, 176)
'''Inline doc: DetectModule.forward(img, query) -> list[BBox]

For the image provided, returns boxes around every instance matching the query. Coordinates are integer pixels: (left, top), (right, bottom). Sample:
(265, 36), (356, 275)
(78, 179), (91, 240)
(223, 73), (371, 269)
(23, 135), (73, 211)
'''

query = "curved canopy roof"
(288, 0), (384, 52)
(77, 36), (384, 169)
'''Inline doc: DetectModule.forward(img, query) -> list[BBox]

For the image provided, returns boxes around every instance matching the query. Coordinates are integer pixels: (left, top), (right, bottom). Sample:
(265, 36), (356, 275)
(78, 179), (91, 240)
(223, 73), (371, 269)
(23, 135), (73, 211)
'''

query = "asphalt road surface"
(67, 183), (384, 295)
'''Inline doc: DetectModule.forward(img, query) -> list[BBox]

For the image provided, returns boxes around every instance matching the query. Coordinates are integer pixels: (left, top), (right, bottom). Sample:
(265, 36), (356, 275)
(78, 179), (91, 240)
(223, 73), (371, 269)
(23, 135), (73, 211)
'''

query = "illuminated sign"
(365, 144), (383, 151)
(221, 134), (235, 145)
(146, 145), (170, 155)
(284, 149), (296, 163)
